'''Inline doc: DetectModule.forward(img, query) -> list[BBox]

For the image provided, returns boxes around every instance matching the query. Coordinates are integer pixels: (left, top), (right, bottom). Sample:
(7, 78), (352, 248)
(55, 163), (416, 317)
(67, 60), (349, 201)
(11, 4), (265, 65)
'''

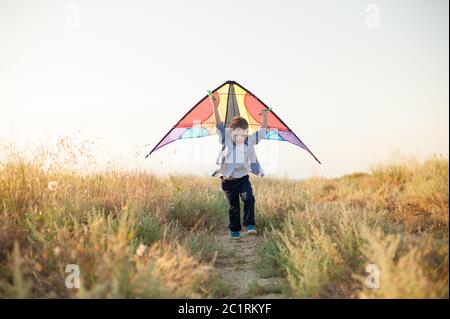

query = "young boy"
(210, 95), (268, 239)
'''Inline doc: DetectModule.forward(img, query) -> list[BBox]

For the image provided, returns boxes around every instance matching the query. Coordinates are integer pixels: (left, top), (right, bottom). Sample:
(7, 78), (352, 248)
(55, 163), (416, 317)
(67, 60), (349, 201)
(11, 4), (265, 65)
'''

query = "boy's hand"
(210, 90), (222, 125)
(210, 95), (217, 106)
(260, 108), (270, 128)
(207, 90), (217, 106)
(258, 107), (272, 116)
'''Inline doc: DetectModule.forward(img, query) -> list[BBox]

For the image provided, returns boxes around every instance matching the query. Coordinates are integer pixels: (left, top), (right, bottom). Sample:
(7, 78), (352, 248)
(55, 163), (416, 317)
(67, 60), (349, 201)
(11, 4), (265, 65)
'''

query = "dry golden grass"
(257, 156), (448, 298)
(0, 141), (225, 298)
(0, 140), (448, 298)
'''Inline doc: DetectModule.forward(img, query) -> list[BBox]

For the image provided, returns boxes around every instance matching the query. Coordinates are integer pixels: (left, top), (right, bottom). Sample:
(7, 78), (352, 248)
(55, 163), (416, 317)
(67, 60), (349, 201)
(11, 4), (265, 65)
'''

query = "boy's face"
(231, 127), (248, 145)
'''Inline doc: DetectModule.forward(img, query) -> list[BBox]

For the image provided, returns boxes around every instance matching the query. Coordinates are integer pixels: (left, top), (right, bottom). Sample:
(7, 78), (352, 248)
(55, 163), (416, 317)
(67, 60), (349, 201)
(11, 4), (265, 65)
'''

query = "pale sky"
(0, 0), (448, 179)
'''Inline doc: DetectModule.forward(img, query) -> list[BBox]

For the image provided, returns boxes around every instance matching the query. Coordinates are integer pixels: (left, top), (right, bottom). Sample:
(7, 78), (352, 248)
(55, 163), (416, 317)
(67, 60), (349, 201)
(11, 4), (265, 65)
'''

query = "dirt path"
(213, 222), (285, 299)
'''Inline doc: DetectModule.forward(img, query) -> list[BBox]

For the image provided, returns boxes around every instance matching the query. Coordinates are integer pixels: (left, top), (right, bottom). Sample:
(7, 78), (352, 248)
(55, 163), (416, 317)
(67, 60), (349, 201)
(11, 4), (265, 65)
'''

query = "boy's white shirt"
(227, 142), (250, 178)
(213, 124), (266, 178)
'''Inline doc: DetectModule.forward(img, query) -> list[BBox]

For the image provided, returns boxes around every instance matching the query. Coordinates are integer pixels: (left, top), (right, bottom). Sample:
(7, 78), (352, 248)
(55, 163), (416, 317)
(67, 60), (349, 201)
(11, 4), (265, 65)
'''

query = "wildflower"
(53, 246), (62, 257)
(48, 181), (58, 191)
(34, 263), (43, 272)
(136, 244), (147, 257)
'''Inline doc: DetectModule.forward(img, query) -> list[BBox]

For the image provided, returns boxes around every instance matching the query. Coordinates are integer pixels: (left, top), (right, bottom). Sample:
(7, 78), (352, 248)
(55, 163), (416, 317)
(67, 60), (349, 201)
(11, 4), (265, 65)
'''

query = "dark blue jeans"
(220, 174), (255, 232)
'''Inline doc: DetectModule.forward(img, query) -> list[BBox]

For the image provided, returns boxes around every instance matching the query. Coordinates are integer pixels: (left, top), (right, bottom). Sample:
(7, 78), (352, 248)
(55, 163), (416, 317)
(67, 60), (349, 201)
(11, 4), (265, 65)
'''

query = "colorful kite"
(145, 80), (321, 164)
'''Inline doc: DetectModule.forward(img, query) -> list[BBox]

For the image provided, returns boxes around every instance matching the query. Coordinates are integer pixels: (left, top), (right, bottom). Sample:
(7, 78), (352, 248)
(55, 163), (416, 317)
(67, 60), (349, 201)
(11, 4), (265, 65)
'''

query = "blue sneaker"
(230, 231), (241, 240)
(246, 225), (257, 235)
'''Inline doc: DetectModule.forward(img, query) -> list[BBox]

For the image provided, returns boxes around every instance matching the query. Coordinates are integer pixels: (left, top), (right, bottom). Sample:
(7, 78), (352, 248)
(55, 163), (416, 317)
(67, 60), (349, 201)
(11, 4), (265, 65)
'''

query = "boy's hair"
(230, 116), (249, 130)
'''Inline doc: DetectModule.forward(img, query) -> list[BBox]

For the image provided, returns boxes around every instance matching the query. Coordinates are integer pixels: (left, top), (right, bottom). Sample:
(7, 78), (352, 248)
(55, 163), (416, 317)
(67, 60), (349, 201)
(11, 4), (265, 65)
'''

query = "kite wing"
(145, 80), (321, 164)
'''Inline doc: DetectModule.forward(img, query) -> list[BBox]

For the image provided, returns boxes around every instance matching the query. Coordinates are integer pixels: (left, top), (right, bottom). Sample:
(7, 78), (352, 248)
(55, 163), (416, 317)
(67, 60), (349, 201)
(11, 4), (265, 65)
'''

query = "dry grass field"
(0, 141), (448, 298)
